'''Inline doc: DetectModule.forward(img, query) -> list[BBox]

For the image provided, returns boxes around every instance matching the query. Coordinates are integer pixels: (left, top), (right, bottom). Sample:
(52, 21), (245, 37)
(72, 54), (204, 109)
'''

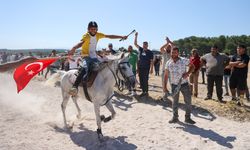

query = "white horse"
(59, 53), (136, 139)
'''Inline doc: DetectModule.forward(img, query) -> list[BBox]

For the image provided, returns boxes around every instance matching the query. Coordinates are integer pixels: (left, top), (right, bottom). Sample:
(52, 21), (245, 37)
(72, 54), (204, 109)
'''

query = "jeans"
(171, 83), (192, 118)
(207, 75), (223, 100)
(73, 57), (99, 87)
(154, 64), (160, 76)
(138, 68), (150, 93)
(223, 75), (230, 94)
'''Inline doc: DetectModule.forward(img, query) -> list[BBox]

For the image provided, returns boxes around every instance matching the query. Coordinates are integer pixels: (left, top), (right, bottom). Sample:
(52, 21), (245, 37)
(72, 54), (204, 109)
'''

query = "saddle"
(85, 62), (108, 87)
(82, 62), (109, 101)
(85, 71), (98, 87)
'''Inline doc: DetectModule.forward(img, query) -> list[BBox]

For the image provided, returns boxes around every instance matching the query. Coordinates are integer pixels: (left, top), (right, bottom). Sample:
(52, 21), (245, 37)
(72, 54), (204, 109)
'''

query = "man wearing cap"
(68, 21), (128, 96)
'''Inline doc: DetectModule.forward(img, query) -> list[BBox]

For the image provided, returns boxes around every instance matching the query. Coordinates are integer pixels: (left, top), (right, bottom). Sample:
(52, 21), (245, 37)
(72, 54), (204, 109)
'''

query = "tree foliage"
(173, 35), (250, 56)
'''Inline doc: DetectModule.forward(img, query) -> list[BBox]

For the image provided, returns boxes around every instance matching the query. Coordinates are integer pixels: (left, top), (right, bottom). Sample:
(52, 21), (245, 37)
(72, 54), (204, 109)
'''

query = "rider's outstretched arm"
(68, 41), (84, 55)
(105, 35), (127, 40)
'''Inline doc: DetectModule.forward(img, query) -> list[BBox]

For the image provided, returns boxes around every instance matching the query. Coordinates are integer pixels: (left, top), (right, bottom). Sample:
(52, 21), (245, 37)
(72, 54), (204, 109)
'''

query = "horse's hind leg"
(72, 96), (81, 119)
(61, 92), (70, 128)
(105, 101), (116, 120)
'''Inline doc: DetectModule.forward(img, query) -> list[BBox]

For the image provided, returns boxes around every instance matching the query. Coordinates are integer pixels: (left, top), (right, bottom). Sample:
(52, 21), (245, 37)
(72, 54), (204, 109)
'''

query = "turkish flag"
(13, 58), (58, 93)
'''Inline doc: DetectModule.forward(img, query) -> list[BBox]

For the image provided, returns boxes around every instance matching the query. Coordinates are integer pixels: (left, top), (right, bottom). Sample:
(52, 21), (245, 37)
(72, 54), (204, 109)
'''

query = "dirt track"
(0, 73), (250, 150)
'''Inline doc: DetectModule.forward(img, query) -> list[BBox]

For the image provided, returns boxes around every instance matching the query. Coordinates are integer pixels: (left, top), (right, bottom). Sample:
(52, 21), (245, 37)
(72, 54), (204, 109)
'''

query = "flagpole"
(0, 56), (38, 72)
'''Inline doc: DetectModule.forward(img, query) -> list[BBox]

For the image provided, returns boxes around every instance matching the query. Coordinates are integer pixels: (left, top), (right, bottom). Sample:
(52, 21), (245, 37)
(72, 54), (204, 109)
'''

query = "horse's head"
(116, 52), (136, 89)
(106, 52), (136, 90)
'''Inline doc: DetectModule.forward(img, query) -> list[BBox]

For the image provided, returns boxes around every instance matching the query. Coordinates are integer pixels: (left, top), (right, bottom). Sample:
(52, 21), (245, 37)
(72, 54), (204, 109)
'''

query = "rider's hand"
(122, 36), (128, 40)
(135, 32), (138, 37)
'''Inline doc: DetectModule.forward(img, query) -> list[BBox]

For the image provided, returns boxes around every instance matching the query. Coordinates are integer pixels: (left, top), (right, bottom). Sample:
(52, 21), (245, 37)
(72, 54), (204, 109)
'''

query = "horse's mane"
(97, 52), (129, 72)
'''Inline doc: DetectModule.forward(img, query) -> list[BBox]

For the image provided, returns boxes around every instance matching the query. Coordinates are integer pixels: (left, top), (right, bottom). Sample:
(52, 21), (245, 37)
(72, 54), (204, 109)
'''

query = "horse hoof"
(103, 116), (112, 123)
(65, 122), (74, 129)
(97, 128), (104, 141)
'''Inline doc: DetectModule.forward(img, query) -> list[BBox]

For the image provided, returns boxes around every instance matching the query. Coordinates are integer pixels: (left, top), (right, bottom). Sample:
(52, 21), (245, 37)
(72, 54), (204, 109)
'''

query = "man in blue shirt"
(134, 32), (153, 97)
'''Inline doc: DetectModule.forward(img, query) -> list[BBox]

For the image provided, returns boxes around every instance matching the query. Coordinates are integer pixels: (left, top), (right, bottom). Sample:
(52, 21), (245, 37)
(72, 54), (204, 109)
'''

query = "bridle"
(107, 60), (135, 91)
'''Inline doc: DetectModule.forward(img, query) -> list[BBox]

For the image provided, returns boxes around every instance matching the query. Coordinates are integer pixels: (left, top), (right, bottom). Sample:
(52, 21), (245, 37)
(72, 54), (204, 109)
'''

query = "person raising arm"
(134, 32), (154, 97)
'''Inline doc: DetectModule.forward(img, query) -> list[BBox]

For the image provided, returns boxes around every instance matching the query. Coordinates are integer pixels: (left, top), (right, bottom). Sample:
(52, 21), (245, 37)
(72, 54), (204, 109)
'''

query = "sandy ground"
(0, 71), (250, 150)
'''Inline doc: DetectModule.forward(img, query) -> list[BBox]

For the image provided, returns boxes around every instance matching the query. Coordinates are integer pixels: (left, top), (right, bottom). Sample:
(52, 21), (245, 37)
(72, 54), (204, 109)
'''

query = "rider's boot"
(69, 67), (87, 96)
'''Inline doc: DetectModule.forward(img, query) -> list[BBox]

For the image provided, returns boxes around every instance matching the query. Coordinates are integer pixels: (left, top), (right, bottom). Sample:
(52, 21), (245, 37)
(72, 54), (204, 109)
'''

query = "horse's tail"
(45, 70), (66, 87)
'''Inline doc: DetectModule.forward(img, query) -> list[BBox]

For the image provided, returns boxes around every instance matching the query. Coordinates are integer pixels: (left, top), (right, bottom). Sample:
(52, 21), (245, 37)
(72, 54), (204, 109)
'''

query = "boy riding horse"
(68, 21), (128, 96)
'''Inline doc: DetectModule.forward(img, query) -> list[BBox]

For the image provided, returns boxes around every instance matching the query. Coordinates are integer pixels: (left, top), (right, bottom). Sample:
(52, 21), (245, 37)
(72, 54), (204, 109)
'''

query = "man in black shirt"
(229, 44), (249, 102)
(134, 32), (153, 97)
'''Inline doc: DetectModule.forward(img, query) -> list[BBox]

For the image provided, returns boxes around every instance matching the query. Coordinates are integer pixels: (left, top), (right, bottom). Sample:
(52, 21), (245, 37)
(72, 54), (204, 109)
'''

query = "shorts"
(229, 74), (247, 90)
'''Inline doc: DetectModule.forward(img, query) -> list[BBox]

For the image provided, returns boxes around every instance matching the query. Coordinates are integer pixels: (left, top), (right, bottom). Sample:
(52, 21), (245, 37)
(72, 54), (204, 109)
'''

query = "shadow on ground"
(176, 122), (236, 149)
(51, 123), (137, 150)
(132, 94), (216, 121)
(112, 91), (138, 111)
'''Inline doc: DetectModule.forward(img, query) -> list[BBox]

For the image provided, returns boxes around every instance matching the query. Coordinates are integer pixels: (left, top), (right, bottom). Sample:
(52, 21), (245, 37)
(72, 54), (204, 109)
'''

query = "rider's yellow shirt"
(81, 32), (105, 57)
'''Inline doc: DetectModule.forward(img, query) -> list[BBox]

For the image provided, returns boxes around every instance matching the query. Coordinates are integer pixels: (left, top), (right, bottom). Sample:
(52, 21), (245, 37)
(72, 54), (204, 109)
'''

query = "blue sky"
(0, 0), (249, 50)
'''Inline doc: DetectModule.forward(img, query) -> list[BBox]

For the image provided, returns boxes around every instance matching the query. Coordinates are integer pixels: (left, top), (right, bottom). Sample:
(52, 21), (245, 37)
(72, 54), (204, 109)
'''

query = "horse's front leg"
(93, 103), (103, 139)
(105, 101), (116, 120)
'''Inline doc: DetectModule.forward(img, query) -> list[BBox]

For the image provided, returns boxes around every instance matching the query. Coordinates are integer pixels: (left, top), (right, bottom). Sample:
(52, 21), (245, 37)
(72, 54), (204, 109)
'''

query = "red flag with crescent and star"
(13, 58), (58, 93)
